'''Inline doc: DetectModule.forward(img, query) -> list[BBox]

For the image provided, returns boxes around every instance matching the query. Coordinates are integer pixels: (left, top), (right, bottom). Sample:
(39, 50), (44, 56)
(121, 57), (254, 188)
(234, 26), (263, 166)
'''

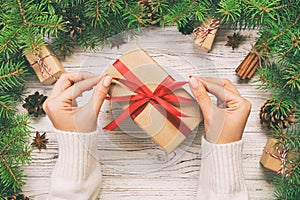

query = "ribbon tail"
(103, 99), (148, 130)
(163, 94), (192, 103)
(153, 97), (190, 117)
(106, 94), (145, 102)
(152, 103), (192, 137)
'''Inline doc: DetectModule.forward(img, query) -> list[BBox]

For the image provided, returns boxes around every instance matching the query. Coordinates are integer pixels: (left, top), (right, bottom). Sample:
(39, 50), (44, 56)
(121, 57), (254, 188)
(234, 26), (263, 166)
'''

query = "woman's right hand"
(189, 76), (251, 144)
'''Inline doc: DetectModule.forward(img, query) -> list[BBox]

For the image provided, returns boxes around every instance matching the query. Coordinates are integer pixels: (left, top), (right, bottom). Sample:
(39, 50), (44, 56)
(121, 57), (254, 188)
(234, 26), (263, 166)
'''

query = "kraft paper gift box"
(105, 45), (202, 153)
(260, 137), (299, 173)
(194, 17), (220, 52)
(25, 45), (66, 84)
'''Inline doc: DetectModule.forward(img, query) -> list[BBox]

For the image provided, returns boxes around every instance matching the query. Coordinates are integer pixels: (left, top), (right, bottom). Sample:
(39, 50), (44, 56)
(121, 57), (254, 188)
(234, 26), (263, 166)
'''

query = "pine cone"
(23, 91), (47, 117)
(137, 0), (159, 25)
(8, 194), (30, 200)
(260, 99), (295, 129)
(65, 15), (85, 38)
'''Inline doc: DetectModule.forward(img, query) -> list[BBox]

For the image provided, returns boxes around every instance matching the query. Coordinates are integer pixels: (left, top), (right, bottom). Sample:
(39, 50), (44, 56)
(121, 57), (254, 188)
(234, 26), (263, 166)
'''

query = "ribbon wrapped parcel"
(105, 45), (202, 153)
(25, 45), (66, 84)
(260, 137), (299, 175)
(193, 17), (220, 52)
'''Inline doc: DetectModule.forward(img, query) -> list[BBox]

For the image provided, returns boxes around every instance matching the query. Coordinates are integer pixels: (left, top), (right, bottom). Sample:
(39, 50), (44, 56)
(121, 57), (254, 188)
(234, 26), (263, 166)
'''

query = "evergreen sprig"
(0, 0), (63, 198)
(0, 0), (299, 198)
(0, 114), (31, 198)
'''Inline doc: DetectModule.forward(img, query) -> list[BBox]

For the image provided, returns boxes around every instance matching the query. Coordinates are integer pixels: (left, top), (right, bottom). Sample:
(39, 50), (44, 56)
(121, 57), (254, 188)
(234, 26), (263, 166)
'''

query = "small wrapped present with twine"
(193, 17), (220, 52)
(25, 45), (66, 84)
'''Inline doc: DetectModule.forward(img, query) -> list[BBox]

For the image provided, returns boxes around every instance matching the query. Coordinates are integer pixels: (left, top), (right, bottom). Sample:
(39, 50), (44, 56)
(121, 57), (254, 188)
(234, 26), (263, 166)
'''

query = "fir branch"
(0, 27), (22, 53)
(0, 101), (13, 112)
(273, 13), (300, 40)
(1, 157), (20, 185)
(0, 151), (30, 159)
(0, 135), (23, 156)
(0, 69), (23, 79)
(16, 0), (27, 26)
(172, 0), (197, 23)
(123, 0), (144, 25)
(0, 61), (26, 91)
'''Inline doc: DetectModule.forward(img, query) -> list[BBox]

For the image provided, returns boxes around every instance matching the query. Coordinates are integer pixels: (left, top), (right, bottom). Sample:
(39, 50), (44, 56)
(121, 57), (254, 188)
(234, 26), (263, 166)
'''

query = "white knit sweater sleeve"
(48, 129), (102, 200)
(197, 136), (249, 200)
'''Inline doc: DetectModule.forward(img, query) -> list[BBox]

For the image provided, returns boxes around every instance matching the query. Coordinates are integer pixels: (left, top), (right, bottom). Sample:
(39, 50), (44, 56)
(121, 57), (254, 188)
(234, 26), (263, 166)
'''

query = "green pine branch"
(0, 0), (299, 198)
(0, 114), (31, 197)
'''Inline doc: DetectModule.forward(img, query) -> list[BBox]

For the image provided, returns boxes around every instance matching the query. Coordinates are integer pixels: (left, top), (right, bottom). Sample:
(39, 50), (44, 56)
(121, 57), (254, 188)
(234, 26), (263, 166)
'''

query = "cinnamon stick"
(241, 55), (259, 79)
(237, 53), (256, 77)
(247, 62), (259, 79)
(235, 53), (250, 73)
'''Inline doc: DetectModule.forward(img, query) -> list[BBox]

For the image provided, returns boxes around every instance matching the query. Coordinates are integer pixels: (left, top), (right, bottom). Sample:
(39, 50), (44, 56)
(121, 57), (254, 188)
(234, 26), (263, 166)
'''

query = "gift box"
(25, 45), (66, 84)
(194, 17), (220, 52)
(260, 137), (299, 174)
(105, 45), (202, 153)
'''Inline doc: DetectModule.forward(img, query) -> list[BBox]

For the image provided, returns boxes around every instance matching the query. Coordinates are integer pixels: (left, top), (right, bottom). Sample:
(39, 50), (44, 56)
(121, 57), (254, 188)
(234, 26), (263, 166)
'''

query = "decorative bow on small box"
(105, 45), (202, 153)
(25, 45), (66, 84)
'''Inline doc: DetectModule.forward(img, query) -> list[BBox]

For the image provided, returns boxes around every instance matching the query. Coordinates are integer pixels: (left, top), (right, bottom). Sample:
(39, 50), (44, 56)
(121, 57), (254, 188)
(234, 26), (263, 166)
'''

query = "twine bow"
(103, 59), (193, 137)
(264, 143), (289, 175)
(31, 54), (56, 80)
(193, 18), (220, 47)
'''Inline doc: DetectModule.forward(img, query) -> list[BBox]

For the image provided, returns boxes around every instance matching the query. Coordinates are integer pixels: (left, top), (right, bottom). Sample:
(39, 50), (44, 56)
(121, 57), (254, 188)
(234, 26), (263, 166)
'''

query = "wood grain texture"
(22, 27), (275, 199)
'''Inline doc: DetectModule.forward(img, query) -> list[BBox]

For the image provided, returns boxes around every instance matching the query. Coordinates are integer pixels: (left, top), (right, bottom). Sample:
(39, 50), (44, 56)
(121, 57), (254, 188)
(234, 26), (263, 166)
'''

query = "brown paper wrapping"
(260, 137), (299, 172)
(106, 45), (202, 153)
(194, 18), (219, 52)
(25, 46), (66, 84)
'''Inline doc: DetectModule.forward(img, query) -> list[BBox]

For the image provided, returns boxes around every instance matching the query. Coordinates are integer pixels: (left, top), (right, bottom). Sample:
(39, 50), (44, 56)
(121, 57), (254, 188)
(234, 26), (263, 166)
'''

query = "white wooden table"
(22, 27), (275, 199)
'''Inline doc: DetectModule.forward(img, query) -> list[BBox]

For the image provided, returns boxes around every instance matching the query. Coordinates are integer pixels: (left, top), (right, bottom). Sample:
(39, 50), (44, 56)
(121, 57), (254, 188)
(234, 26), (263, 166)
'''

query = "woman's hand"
(189, 76), (251, 144)
(43, 71), (112, 132)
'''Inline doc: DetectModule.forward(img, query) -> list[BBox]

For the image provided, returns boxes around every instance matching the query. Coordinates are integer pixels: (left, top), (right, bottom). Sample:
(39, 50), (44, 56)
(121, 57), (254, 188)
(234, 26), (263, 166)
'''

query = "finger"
(84, 75), (112, 115)
(197, 78), (240, 103)
(197, 77), (240, 96)
(189, 76), (214, 118)
(58, 76), (101, 101)
(217, 99), (226, 108)
(50, 71), (97, 97)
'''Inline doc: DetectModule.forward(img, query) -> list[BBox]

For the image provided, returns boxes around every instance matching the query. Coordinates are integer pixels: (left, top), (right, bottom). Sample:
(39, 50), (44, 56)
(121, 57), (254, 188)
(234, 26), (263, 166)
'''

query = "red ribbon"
(31, 53), (56, 80)
(103, 59), (193, 137)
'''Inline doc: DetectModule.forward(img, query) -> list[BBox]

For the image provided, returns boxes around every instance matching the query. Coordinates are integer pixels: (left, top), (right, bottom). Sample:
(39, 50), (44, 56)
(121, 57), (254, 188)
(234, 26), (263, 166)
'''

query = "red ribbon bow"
(104, 60), (193, 137)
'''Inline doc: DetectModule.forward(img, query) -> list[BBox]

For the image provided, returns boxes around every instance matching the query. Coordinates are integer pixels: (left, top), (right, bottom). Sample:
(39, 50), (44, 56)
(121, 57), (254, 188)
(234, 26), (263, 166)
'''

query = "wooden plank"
(22, 27), (274, 199)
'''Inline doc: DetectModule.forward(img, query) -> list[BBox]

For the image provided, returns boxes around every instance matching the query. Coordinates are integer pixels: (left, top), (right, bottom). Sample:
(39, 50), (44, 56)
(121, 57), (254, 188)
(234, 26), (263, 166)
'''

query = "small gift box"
(105, 45), (202, 153)
(260, 137), (299, 174)
(194, 17), (220, 52)
(25, 45), (66, 84)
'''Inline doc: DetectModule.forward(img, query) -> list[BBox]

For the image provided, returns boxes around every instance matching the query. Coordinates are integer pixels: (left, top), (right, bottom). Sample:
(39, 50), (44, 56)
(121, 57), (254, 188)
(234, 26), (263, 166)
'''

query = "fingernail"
(102, 76), (112, 87)
(189, 77), (199, 89)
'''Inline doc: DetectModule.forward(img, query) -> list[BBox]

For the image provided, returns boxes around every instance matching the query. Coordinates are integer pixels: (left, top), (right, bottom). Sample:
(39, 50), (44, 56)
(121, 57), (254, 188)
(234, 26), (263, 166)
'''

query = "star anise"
(31, 131), (48, 151)
(225, 32), (243, 50)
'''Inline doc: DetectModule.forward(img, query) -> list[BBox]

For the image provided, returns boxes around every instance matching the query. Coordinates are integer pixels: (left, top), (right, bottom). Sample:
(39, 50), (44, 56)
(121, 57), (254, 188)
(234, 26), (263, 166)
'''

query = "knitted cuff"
(53, 128), (99, 181)
(197, 136), (248, 199)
